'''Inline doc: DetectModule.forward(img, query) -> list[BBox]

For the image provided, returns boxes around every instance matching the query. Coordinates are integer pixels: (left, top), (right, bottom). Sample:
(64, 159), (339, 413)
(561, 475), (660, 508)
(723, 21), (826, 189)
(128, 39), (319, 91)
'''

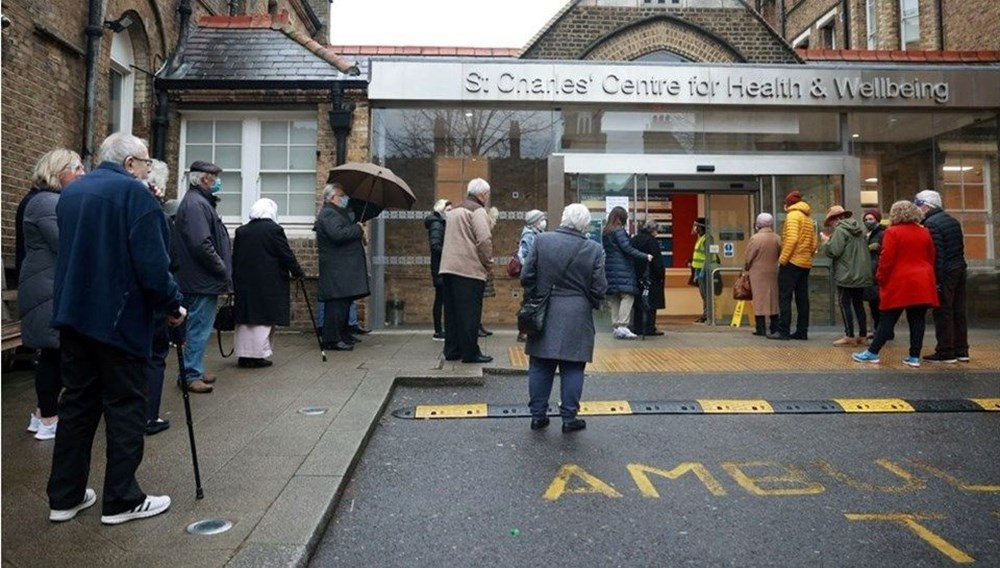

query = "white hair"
(467, 177), (490, 197)
(323, 183), (343, 203)
(433, 198), (451, 214)
(560, 203), (591, 233)
(249, 198), (278, 221)
(148, 159), (169, 189)
(98, 132), (147, 164)
(755, 212), (774, 228)
(188, 171), (212, 186)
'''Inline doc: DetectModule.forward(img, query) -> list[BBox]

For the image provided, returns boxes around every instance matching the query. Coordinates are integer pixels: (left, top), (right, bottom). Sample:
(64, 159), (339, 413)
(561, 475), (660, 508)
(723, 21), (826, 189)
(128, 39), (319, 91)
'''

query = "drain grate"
(298, 407), (329, 416)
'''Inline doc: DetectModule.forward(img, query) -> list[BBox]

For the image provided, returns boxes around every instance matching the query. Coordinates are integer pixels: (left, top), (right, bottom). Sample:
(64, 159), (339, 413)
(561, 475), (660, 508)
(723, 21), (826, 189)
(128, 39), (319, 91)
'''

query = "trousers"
(47, 329), (147, 515)
(932, 267), (969, 358)
(528, 357), (586, 422)
(869, 306), (927, 358)
(777, 264), (810, 336)
(442, 274), (485, 361)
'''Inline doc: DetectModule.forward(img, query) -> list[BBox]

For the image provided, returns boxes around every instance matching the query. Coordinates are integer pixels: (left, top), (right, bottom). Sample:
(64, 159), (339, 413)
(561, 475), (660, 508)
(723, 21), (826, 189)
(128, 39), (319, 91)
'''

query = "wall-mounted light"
(851, 133), (860, 139)
(942, 166), (973, 172)
(864, 177), (878, 183)
(104, 14), (136, 33)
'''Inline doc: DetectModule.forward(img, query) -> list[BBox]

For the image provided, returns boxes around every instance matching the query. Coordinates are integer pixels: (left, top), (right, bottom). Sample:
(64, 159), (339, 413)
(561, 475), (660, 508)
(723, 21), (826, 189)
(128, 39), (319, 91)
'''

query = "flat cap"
(190, 160), (222, 175)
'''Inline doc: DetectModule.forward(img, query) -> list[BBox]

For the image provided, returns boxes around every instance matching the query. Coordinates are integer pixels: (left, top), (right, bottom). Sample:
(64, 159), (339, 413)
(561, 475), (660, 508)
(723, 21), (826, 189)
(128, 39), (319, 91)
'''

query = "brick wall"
(583, 18), (743, 62)
(943, 0), (1000, 50)
(522, 5), (799, 63)
(784, 0), (839, 46)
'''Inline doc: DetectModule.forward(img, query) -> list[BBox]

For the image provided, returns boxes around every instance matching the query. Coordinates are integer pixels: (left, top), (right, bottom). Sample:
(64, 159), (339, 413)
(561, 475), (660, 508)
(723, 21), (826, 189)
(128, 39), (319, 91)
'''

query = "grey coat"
(521, 227), (607, 363)
(17, 189), (60, 349)
(315, 202), (370, 301)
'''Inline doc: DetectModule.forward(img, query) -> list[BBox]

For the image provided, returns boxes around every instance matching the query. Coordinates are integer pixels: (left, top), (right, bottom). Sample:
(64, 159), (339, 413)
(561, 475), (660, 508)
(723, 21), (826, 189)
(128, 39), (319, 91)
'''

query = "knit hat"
(914, 189), (942, 209)
(864, 208), (882, 223)
(694, 217), (706, 227)
(784, 190), (803, 207)
(524, 209), (546, 226)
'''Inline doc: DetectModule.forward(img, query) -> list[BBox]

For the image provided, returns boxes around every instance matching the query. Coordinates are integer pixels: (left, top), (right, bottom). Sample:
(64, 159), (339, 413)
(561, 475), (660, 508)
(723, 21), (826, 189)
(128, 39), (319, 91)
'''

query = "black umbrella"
(327, 163), (416, 221)
(347, 198), (384, 223)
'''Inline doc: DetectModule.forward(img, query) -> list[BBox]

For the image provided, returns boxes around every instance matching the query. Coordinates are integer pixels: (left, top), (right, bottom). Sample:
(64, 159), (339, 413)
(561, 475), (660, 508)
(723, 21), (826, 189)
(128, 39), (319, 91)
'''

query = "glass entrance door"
(704, 192), (757, 325)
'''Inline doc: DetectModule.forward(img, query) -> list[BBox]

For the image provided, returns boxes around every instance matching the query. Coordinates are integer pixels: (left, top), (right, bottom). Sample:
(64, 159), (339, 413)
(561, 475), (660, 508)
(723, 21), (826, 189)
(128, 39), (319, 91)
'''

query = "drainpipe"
(778, 0), (786, 38)
(152, 0), (192, 160)
(840, 0), (850, 48)
(82, 0), (104, 165)
(936, 0), (945, 49)
(329, 84), (354, 166)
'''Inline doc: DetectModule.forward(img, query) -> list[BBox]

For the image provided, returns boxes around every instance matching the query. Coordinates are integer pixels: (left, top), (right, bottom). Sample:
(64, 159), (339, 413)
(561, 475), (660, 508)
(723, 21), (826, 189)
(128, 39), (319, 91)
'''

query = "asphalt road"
(310, 371), (1000, 567)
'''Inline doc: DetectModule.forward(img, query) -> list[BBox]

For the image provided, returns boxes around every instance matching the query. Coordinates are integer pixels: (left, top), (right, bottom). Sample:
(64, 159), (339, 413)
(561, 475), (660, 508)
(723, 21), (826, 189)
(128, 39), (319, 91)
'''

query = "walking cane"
(298, 278), (327, 362)
(169, 322), (204, 500)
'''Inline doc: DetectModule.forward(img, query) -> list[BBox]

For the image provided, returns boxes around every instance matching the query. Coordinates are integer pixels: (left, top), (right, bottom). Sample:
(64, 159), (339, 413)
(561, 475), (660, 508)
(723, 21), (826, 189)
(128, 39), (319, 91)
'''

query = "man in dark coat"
(233, 198), (305, 367)
(47, 133), (184, 525)
(916, 190), (969, 363)
(315, 183), (370, 351)
(173, 160), (232, 393)
(424, 199), (450, 340)
(630, 220), (666, 336)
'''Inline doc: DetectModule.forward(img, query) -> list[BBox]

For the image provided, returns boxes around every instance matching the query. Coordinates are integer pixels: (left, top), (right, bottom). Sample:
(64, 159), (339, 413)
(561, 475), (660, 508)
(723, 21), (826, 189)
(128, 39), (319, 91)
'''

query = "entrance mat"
(507, 346), (1000, 373)
(391, 398), (1000, 419)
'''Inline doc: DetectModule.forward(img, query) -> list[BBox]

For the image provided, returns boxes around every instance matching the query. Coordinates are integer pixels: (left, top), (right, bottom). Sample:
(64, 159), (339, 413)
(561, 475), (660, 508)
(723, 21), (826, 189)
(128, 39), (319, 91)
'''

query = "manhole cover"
(298, 407), (329, 416)
(186, 518), (233, 535)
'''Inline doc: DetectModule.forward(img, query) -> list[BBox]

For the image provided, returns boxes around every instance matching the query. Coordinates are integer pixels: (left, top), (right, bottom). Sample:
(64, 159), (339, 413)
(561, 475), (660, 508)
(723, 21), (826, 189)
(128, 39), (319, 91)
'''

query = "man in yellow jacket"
(769, 190), (816, 340)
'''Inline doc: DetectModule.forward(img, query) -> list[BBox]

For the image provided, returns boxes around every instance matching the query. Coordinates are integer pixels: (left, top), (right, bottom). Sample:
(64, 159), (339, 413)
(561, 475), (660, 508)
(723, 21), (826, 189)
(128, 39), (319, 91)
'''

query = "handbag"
(506, 247), (522, 278)
(733, 271), (753, 300)
(517, 240), (584, 336)
(213, 294), (235, 357)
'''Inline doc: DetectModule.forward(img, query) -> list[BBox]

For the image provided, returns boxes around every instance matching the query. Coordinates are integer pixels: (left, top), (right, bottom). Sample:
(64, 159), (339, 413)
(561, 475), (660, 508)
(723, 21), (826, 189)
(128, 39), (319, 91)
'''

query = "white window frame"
(816, 8), (837, 49)
(178, 111), (319, 232)
(899, 0), (920, 50)
(866, 0), (877, 49)
(792, 30), (811, 49)
(109, 30), (134, 135)
(940, 157), (994, 261)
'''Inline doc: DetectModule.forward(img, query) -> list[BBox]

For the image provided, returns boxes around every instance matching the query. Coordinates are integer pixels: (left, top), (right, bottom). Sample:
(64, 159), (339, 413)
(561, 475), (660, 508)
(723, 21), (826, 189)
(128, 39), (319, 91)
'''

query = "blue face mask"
(339, 195), (350, 208)
(210, 178), (223, 194)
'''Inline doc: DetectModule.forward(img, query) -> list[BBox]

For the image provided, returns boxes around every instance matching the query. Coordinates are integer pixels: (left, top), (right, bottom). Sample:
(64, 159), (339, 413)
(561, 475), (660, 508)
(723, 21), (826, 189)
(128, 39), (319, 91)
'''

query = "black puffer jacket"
(922, 208), (967, 283)
(866, 223), (886, 275)
(424, 212), (446, 285)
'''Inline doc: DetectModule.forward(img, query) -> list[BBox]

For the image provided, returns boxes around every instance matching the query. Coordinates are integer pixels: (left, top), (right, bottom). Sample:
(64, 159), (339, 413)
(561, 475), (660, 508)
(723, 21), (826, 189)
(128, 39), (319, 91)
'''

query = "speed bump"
(395, 398), (999, 420)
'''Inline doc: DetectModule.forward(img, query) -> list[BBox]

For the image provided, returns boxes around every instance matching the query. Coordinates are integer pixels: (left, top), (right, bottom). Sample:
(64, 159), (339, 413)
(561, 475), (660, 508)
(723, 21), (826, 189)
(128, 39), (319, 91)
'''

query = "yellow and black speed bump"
(391, 398), (1000, 420)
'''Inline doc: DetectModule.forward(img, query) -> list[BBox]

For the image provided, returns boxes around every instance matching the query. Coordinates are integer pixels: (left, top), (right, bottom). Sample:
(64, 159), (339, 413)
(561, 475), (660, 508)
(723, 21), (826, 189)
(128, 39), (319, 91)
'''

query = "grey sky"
(329, 0), (568, 47)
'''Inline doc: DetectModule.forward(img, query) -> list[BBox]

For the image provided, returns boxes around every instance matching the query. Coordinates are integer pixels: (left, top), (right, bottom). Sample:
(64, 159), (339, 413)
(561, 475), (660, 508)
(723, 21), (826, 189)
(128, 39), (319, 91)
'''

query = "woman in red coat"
(853, 200), (939, 367)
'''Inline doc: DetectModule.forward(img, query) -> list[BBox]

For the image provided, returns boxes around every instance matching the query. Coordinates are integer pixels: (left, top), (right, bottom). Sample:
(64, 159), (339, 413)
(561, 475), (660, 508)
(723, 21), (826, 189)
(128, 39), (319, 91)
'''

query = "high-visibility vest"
(691, 234), (707, 269)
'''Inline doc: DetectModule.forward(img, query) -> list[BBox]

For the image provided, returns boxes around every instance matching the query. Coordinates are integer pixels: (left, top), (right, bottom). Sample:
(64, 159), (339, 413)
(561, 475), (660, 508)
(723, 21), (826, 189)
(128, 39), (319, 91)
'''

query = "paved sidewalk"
(2, 324), (997, 567)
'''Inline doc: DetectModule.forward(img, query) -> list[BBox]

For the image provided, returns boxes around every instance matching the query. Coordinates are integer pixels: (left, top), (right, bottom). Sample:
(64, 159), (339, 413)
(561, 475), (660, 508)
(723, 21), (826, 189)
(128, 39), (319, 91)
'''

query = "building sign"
(369, 60), (1000, 109)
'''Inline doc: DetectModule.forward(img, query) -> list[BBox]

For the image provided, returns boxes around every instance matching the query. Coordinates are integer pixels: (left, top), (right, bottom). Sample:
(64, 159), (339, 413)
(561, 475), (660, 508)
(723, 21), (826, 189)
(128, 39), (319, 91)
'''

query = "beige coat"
(439, 198), (493, 281)
(744, 227), (781, 316)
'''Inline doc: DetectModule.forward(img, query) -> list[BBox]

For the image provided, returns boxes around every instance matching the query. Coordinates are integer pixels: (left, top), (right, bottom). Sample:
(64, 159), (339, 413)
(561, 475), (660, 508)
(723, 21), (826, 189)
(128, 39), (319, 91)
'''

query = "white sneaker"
(34, 419), (58, 441)
(27, 412), (40, 433)
(621, 328), (639, 339)
(100, 495), (171, 525)
(50, 488), (96, 522)
(612, 327), (626, 339)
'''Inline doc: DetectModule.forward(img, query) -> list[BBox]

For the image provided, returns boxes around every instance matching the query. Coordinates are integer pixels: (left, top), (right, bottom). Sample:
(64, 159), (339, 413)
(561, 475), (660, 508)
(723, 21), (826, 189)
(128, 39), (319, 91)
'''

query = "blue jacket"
(51, 162), (183, 358)
(602, 227), (648, 295)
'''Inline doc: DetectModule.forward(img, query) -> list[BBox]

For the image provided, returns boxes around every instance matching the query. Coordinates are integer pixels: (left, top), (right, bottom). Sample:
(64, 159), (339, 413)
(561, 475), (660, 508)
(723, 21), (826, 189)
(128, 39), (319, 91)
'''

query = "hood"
(837, 217), (864, 236)
(787, 200), (811, 216)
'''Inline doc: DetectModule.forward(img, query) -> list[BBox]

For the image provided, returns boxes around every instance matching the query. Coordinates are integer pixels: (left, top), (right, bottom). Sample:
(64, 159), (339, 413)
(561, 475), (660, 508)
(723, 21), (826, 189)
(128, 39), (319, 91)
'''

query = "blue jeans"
(181, 293), (217, 382)
(348, 302), (358, 327)
(528, 357), (586, 422)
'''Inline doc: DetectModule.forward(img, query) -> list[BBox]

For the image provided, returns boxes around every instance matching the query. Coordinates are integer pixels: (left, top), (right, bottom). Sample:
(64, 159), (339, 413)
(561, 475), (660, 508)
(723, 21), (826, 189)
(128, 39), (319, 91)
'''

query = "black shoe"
(330, 341), (354, 351)
(956, 352), (970, 362)
(461, 355), (493, 364)
(767, 332), (790, 340)
(238, 357), (271, 368)
(694, 316), (707, 324)
(433, 332), (446, 341)
(345, 335), (361, 345)
(644, 330), (665, 336)
(350, 325), (371, 335)
(789, 332), (808, 340)
(145, 419), (170, 436)
(530, 417), (550, 430)
(478, 327), (493, 337)
(751, 330), (766, 337)
(562, 419), (587, 433)
(444, 355), (461, 361)
(923, 352), (957, 364)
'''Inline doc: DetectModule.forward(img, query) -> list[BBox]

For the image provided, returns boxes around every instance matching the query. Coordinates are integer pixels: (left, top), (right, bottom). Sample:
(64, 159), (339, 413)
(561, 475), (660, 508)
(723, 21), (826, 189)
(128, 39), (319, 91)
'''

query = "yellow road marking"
(907, 458), (1000, 492)
(721, 461), (826, 496)
(543, 464), (623, 501)
(414, 404), (488, 419)
(627, 463), (727, 497)
(699, 399), (774, 413)
(844, 513), (974, 564)
(969, 398), (1000, 411)
(834, 398), (914, 412)
(578, 400), (632, 415)
(812, 459), (926, 493)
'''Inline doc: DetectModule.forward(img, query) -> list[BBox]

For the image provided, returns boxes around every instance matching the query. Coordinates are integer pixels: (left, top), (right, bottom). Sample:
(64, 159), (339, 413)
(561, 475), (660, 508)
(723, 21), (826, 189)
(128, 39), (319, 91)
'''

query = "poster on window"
(605, 196), (629, 217)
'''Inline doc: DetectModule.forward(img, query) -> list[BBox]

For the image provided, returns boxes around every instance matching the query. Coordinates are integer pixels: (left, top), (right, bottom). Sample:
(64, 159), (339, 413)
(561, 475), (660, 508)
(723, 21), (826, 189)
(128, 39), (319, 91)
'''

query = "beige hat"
(823, 205), (852, 227)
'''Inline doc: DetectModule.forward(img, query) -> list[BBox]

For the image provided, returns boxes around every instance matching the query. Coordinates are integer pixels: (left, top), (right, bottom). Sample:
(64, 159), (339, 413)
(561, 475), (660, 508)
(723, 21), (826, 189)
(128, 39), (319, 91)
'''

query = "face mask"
(864, 220), (879, 231)
(339, 195), (350, 208)
(539, 220), (547, 230)
(210, 178), (223, 193)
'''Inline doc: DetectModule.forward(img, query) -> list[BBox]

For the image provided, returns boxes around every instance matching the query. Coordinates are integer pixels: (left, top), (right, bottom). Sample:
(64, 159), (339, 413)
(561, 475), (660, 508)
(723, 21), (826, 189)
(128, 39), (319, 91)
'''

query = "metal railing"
(708, 264), (835, 326)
